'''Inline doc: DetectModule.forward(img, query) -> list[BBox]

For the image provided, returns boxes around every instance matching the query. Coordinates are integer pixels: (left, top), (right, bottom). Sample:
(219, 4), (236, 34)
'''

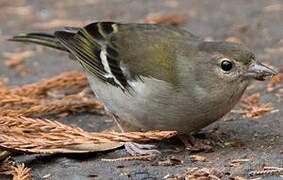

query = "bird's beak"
(246, 60), (277, 81)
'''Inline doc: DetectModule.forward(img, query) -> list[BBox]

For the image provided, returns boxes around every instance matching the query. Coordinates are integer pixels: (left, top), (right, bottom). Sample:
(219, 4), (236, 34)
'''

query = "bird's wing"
(55, 22), (199, 91)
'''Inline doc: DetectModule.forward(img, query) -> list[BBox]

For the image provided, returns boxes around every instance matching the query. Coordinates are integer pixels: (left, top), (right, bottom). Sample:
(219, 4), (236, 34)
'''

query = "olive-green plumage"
(10, 22), (276, 155)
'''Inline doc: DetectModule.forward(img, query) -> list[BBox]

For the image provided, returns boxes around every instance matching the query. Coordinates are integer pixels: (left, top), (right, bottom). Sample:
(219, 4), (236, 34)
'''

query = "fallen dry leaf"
(186, 139), (213, 153)
(265, 47), (283, 55)
(184, 167), (222, 180)
(232, 93), (275, 118)
(225, 36), (242, 44)
(267, 73), (281, 92)
(232, 24), (248, 33)
(230, 159), (250, 167)
(189, 155), (206, 162)
(2, 6), (32, 16)
(116, 165), (125, 168)
(87, 174), (98, 178)
(230, 141), (245, 148)
(264, 4), (282, 12)
(261, 162), (269, 169)
(16, 65), (29, 76)
(42, 173), (51, 179)
(152, 156), (183, 166)
(244, 93), (259, 104)
(3, 50), (35, 67)
(223, 116), (235, 122)
(164, 1), (179, 8)
(229, 176), (247, 180)
(140, 13), (187, 26)
(33, 19), (89, 29)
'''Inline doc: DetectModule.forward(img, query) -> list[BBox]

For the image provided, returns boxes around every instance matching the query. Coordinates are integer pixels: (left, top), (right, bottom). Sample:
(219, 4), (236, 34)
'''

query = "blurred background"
(0, 0), (282, 85)
(0, 0), (282, 179)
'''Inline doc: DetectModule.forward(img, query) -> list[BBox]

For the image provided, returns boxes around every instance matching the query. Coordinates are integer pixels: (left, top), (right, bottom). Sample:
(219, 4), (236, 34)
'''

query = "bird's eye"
(220, 60), (233, 71)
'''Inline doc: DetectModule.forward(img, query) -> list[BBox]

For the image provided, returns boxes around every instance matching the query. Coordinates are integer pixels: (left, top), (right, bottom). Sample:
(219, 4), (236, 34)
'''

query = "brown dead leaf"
(265, 47), (283, 55)
(244, 93), (259, 105)
(42, 173), (51, 179)
(264, 4), (282, 12)
(189, 155), (206, 162)
(184, 167), (222, 180)
(223, 116), (235, 122)
(230, 141), (245, 148)
(3, 50), (35, 67)
(267, 73), (281, 92)
(245, 103), (274, 118)
(232, 93), (275, 118)
(120, 172), (131, 178)
(164, 1), (179, 8)
(140, 13), (187, 26)
(116, 165), (125, 168)
(261, 162), (269, 169)
(3, 6), (32, 16)
(229, 176), (247, 180)
(33, 19), (88, 29)
(233, 24), (248, 33)
(225, 36), (242, 44)
(230, 159), (250, 167)
(165, 178), (177, 180)
(186, 139), (213, 153)
(152, 156), (183, 166)
(0, 77), (7, 90)
(16, 65), (30, 76)
(87, 174), (98, 178)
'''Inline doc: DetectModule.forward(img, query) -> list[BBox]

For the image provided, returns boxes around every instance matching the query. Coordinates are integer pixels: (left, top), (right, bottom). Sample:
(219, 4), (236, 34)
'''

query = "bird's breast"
(86, 72), (248, 133)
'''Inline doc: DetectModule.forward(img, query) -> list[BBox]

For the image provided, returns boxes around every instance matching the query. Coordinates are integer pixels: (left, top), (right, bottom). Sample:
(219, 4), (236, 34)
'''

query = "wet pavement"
(0, 0), (282, 179)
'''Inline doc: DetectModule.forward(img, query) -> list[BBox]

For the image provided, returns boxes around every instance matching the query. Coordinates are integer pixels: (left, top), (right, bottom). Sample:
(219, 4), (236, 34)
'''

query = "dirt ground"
(0, 0), (282, 179)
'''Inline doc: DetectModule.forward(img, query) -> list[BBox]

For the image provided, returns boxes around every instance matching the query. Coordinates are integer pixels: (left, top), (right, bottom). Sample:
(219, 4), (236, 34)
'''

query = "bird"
(9, 21), (277, 155)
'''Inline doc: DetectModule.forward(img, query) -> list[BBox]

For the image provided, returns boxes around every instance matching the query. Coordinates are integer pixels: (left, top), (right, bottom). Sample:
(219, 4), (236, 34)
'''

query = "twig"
(0, 100), (103, 117)
(249, 167), (283, 176)
(0, 94), (46, 106)
(0, 71), (88, 97)
(101, 154), (156, 161)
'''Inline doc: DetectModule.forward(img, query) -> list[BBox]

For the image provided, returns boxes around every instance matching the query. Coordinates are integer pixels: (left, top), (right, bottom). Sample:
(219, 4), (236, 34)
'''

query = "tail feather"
(9, 33), (68, 51)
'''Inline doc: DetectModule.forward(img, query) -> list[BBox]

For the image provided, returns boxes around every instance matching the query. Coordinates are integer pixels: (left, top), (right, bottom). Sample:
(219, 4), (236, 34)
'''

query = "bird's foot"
(111, 114), (161, 156)
(124, 142), (160, 156)
(179, 134), (213, 153)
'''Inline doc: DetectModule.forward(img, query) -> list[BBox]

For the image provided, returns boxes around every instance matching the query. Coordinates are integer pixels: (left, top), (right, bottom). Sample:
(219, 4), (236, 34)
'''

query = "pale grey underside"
(86, 69), (248, 134)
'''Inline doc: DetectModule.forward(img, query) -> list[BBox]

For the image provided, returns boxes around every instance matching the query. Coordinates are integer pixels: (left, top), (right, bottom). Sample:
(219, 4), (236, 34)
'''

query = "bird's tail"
(9, 33), (68, 52)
